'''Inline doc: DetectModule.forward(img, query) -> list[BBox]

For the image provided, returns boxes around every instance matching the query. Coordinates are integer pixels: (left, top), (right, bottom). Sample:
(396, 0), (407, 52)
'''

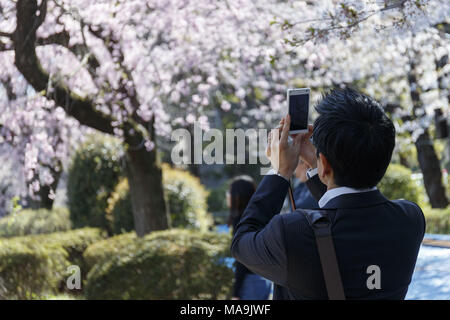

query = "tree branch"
(87, 24), (147, 127)
(12, 0), (114, 135)
(35, 30), (101, 74)
(0, 31), (12, 38)
(282, 0), (414, 45)
(0, 76), (17, 101)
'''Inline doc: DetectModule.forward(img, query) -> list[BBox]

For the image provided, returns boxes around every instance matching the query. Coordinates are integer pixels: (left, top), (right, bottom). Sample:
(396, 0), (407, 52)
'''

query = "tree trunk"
(408, 58), (448, 208)
(187, 124), (201, 177)
(28, 183), (56, 210)
(435, 39), (450, 173)
(415, 132), (448, 208)
(125, 143), (169, 237)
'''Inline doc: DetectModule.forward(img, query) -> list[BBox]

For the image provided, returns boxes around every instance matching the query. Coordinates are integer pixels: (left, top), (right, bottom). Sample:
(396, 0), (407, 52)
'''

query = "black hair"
(227, 175), (256, 227)
(312, 87), (395, 188)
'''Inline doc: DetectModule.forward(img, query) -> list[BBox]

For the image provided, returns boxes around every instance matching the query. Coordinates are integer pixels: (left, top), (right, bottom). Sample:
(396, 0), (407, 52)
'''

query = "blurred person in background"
(227, 176), (272, 300)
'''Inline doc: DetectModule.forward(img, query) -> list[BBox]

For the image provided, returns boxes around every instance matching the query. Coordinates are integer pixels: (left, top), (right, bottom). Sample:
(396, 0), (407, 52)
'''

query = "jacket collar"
(319, 186), (377, 208)
(322, 189), (389, 209)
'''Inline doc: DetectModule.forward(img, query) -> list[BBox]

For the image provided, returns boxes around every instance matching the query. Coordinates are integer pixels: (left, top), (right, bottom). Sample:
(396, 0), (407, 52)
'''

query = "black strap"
(300, 209), (346, 300)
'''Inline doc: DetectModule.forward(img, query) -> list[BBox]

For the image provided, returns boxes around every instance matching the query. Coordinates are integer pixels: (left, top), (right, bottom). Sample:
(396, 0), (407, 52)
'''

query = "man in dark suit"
(231, 88), (425, 299)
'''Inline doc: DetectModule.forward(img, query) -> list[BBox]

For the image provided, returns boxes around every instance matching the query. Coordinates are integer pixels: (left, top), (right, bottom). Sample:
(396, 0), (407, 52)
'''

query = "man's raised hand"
(269, 115), (303, 180)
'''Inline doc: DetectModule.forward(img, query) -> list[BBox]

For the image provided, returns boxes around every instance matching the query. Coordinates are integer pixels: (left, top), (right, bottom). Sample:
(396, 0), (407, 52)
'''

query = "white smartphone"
(287, 88), (310, 135)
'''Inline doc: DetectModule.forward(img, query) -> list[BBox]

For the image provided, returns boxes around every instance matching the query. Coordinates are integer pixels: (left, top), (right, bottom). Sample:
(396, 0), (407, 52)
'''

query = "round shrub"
(378, 164), (422, 204)
(162, 164), (212, 230)
(84, 229), (233, 299)
(67, 133), (124, 232)
(106, 179), (134, 235)
(0, 207), (71, 238)
(106, 164), (213, 233)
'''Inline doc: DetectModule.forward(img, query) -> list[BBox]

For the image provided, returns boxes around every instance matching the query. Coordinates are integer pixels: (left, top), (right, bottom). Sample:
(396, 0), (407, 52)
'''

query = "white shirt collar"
(318, 186), (377, 208)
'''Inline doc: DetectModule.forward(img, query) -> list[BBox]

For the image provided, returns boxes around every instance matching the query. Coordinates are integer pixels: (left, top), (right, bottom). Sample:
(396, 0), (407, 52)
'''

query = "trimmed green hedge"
(0, 238), (67, 299)
(83, 232), (137, 269)
(84, 229), (233, 300)
(0, 228), (105, 299)
(378, 164), (450, 234)
(423, 206), (450, 234)
(378, 163), (422, 204)
(0, 208), (71, 238)
(38, 228), (107, 273)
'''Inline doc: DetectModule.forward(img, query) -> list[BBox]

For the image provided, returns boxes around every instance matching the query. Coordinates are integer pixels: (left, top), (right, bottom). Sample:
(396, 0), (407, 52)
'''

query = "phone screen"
(289, 93), (309, 131)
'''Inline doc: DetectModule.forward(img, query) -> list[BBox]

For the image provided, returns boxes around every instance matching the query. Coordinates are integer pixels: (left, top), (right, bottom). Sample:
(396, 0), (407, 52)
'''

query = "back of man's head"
(312, 88), (395, 189)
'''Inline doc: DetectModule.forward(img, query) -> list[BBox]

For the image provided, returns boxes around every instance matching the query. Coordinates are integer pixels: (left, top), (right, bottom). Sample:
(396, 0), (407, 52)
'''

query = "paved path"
(406, 234), (450, 300)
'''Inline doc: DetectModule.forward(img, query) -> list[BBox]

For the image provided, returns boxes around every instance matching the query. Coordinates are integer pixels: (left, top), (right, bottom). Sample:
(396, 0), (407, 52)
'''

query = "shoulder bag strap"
(300, 209), (346, 300)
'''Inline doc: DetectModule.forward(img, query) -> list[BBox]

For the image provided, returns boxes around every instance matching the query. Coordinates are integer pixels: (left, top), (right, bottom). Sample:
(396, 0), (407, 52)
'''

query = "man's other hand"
(298, 124), (317, 169)
(294, 159), (310, 183)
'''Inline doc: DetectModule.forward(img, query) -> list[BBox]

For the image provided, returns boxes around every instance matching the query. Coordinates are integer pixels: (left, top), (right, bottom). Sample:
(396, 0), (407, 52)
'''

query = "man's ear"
(318, 153), (333, 180)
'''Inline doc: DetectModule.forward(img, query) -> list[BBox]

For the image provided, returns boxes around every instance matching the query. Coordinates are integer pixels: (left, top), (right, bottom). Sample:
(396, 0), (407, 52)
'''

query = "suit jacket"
(231, 175), (425, 299)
